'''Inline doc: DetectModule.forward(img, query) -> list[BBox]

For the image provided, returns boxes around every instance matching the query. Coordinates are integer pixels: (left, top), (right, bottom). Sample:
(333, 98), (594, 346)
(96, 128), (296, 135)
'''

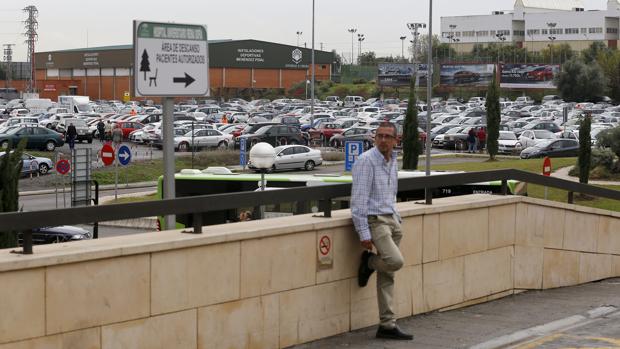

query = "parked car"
(328, 127), (375, 149)
(516, 129), (556, 150)
(174, 128), (232, 152)
(527, 66), (553, 81)
(249, 145), (323, 172)
(497, 131), (519, 155)
(520, 139), (579, 159)
(56, 118), (92, 143)
(307, 122), (344, 144)
(0, 151), (53, 176)
(0, 125), (65, 151)
(110, 121), (144, 139)
(453, 70), (480, 83)
(236, 124), (305, 148)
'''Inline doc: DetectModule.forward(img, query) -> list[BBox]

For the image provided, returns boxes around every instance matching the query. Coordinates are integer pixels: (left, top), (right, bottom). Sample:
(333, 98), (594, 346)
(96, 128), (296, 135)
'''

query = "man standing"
(67, 122), (78, 150)
(96, 119), (106, 143)
(351, 121), (413, 341)
(477, 127), (487, 154)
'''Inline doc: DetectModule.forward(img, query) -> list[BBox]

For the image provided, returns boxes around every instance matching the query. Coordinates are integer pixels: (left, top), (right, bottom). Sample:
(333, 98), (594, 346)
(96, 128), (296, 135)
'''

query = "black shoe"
(358, 250), (375, 287)
(376, 325), (414, 340)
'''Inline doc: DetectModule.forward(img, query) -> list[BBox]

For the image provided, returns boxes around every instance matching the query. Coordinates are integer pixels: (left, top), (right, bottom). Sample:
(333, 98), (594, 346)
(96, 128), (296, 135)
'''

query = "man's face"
(374, 126), (397, 153)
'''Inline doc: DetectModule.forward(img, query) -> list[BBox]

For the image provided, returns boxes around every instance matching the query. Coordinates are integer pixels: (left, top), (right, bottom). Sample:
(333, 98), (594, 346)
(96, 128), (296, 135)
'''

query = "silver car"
(174, 129), (233, 152)
(249, 145), (323, 171)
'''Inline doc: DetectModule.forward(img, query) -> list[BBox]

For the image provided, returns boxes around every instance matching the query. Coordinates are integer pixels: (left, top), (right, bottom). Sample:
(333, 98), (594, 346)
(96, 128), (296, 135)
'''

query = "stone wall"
(0, 194), (619, 349)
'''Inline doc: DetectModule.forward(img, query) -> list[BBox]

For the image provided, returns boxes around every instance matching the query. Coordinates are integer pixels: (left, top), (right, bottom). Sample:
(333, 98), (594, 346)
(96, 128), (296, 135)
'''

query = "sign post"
(345, 141), (364, 172)
(543, 156), (552, 200)
(134, 20), (209, 230)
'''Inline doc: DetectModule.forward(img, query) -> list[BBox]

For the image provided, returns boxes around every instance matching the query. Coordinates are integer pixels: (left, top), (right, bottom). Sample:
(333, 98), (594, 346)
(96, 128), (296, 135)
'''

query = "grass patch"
(92, 150), (240, 185)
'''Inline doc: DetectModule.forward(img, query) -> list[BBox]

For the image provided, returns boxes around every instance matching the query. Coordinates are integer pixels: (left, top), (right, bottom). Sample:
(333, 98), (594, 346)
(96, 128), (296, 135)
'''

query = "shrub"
(590, 148), (616, 171)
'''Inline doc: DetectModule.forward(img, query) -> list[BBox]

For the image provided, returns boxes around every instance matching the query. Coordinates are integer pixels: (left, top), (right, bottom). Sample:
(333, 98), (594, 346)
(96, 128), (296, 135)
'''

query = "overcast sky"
(0, 0), (606, 62)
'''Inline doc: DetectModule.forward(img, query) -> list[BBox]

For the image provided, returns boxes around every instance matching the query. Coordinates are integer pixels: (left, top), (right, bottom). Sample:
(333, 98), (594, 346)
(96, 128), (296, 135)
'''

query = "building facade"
(34, 40), (335, 101)
(441, 0), (620, 53)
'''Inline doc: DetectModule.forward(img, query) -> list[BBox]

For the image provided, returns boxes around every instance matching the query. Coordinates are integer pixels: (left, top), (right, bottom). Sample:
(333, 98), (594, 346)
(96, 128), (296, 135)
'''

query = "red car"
(307, 122), (343, 143)
(527, 66), (553, 81)
(111, 121), (144, 139)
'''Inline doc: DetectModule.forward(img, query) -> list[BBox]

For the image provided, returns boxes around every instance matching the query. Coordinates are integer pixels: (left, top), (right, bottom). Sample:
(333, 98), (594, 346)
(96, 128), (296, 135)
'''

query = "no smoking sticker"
(317, 233), (333, 267)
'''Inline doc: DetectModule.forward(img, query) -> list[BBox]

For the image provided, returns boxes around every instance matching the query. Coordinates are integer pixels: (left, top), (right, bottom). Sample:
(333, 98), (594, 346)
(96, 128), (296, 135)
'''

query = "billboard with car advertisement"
(440, 64), (495, 87)
(377, 63), (428, 87)
(500, 64), (560, 89)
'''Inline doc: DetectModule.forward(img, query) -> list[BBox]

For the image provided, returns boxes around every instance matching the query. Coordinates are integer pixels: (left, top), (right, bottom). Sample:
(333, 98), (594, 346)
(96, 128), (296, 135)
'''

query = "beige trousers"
(367, 214), (404, 328)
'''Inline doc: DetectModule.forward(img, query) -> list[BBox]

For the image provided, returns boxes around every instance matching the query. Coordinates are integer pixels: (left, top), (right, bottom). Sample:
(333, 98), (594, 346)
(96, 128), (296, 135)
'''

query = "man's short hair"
(377, 121), (397, 136)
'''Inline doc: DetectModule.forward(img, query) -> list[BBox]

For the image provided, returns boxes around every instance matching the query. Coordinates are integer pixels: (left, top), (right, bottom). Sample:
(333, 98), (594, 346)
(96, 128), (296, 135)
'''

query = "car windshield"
(499, 133), (517, 140)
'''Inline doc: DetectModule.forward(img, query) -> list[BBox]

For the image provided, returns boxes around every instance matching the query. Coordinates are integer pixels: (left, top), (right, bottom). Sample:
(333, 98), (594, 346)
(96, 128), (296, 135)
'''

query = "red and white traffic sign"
(101, 143), (115, 166)
(542, 156), (552, 176)
(55, 159), (71, 175)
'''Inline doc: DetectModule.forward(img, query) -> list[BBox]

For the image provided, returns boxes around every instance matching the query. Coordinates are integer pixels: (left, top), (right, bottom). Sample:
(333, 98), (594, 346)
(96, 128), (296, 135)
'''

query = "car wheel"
(178, 142), (189, 152)
(304, 160), (315, 171)
(218, 141), (228, 149)
(0, 140), (8, 150)
(45, 141), (56, 151)
(39, 163), (49, 175)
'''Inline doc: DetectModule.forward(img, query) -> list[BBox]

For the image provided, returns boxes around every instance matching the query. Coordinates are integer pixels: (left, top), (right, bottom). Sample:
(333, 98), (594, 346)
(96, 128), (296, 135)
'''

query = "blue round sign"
(117, 145), (132, 166)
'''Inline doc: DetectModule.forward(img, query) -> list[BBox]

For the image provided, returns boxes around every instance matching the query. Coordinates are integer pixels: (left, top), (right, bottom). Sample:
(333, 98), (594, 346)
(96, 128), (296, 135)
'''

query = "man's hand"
(360, 240), (373, 250)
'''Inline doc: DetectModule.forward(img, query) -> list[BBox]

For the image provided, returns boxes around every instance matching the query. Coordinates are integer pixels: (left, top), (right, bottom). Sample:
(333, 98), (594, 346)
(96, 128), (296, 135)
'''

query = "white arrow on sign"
(119, 150), (130, 161)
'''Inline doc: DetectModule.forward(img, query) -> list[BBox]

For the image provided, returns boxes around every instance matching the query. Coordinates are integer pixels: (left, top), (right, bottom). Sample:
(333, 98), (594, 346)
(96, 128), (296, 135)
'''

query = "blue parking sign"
(345, 141), (364, 172)
(239, 138), (247, 168)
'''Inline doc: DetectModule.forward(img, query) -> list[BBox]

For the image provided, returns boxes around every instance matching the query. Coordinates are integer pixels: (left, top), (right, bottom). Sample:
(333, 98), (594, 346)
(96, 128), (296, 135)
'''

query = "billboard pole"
(425, 0), (433, 204)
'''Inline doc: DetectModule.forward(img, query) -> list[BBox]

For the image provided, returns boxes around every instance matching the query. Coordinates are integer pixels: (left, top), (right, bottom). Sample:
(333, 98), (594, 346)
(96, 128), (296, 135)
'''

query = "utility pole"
(23, 5), (38, 93)
(3, 44), (13, 88)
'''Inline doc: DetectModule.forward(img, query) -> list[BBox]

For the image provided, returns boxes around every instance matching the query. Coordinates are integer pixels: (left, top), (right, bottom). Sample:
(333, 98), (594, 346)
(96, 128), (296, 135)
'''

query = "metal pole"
(163, 97), (176, 230)
(310, 0), (315, 125)
(114, 144), (119, 200)
(425, 0), (433, 205)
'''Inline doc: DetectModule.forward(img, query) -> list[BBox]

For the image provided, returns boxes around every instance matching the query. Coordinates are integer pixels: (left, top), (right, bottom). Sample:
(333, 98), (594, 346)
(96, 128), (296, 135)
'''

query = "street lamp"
(407, 22), (426, 83)
(495, 33), (506, 63)
(548, 36), (557, 64)
(347, 28), (357, 65)
(357, 33), (365, 63)
(249, 142), (276, 219)
(296, 31), (303, 47)
(453, 38), (460, 62)
(400, 36), (407, 60)
(448, 24), (457, 62)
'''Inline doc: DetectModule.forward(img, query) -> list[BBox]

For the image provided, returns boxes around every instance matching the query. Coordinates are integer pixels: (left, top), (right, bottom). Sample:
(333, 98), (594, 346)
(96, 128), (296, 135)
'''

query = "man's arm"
(351, 156), (373, 242)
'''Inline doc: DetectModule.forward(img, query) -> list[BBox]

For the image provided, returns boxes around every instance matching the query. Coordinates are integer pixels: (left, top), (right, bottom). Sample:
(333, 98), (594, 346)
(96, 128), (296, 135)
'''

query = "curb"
(97, 190), (159, 230)
(20, 181), (158, 197)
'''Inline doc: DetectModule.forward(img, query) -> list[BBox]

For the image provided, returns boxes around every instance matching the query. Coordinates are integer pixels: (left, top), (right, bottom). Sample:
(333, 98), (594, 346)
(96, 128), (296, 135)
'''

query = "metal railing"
(2, 169), (619, 255)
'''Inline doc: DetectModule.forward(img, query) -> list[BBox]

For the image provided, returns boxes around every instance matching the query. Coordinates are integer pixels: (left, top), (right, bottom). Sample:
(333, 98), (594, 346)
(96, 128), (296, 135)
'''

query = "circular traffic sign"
(319, 235), (331, 256)
(56, 159), (71, 175)
(117, 145), (132, 166)
(101, 143), (115, 166)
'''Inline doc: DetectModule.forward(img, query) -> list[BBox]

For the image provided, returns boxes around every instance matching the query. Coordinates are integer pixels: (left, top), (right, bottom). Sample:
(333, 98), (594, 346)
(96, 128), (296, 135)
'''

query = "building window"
(606, 27), (618, 34)
(490, 30), (496, 36)
(581, 28), (587, 34)
(476, 30), (489, 37)
(549, 28), (563, 35)
(462, 31), (475, 37)
(565, 28), (579, 34)
(526, 29), (540, 36)
(589, 27), (603, 34)
(513, 30), (525, 36)
(497, 29), (510, 36)
(542, 29), (548, 34)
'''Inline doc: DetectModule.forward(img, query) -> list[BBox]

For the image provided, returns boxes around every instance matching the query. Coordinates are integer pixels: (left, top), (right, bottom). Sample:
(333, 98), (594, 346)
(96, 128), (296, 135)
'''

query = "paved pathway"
(552, 166), (620, 186)
(293, 279), (620, 349)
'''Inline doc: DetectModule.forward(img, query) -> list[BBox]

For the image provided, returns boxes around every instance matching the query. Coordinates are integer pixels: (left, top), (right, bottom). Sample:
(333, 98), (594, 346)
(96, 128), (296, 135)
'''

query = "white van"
(25, 98), (53, 114)
(344, 96), (365, 107)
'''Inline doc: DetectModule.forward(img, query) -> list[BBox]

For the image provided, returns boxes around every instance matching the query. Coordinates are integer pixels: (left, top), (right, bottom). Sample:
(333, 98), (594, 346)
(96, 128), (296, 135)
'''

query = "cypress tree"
(0, 139), (26, 249)
(577, 114), (592, 184)
(485, 68), (500, 160)
(402, 72), (422, 170)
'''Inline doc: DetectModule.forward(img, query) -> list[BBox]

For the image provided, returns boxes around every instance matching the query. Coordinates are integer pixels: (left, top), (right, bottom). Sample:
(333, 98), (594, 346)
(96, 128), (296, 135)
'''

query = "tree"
(577, 114), (592, 184)
(541, 43), (574, 64)
(139, 49), (150, 80)
(0, 139), (26, 249)
(595, 49), (620, 102)
(582, 41), (609, 64)
(485, 68), (500, 160)
(358, 51), (377, 66)
(555, 57), (606, 102)
(596, 126), (620, 172)
(402, 77), (422, 170)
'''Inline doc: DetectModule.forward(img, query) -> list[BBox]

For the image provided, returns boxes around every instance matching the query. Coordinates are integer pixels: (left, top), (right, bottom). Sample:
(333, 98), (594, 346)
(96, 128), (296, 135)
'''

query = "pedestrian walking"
(467, 128), (477, 153)
(112, 124), (123, 146)
(351, 121), (413, 341)
(67, 122), (78, 150)
(104, 121), (112, 141)
(96, 119), (106, 143)
(477, 127), (487, 154)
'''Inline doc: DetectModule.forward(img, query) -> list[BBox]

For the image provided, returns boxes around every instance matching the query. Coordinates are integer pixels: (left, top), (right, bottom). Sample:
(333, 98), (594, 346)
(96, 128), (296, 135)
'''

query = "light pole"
(448, 24), (457, 62)
(357, 33), (365, 64)
(453, 38), (460, 62)
(296, 31), (303, 47)
(548, 36), (556, 64)
(495, 33), (506, 63)
(400, 36), (407, 61)
(425, 0), (433, 204)
(348, 28), (357, 65)
(310, 0), (315, 125)
(407, 22), (426, 84)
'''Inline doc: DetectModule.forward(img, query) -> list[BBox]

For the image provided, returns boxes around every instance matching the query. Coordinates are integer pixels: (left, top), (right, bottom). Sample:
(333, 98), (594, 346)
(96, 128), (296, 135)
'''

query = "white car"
(174, 129), (232, 152)
(515, 129), (556, 150)
(497, 131), (519, 154)
(249, 145), (323, 172)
